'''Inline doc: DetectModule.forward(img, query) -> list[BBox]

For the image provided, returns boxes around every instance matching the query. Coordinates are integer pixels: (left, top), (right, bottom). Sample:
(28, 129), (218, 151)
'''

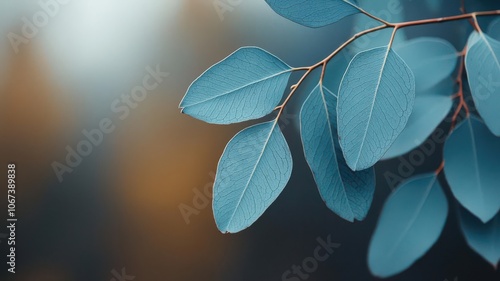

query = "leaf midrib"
(386, 176), (437, 258)
(224, 122), (278, 231)
(182, 69), (292, 108)
(353, 46), (391, 170)
(467, 118), (485, 213)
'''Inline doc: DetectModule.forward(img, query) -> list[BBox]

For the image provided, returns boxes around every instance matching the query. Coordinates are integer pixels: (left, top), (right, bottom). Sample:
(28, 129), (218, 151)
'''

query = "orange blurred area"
(0, 1), (247, 280)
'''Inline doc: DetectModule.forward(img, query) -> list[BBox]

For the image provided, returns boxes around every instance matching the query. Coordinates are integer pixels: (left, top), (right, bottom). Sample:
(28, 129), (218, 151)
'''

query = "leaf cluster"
(180, 1), (500, 277)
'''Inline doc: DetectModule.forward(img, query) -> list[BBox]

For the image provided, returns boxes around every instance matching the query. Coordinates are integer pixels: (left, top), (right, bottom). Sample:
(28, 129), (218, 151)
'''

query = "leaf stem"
(357, 6), (391, 26)
(387, 27), (399, 49)
(435, 161), (445, 175)
(471, 14), (483, 32)
(292, 66), (311, 72)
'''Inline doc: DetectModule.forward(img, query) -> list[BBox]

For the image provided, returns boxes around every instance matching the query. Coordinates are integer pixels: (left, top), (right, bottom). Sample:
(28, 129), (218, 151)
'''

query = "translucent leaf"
(444, 116), (500, 223)
(338, 46), (415, 171)
(381, 38), (458, 159)
(300, 84), (375, 222)
(368, 174), (448, 278)
(395, 37), (458, 92)
(180, 47), (292, 124)
(213, 121), (292, 233)
(265, 0), (360, 28)
(465, 31), (500, 136)
(424, 0), (443, 12)
(488, 17), (500, 41)
(459, 207), (500, 268)
(382, 79), (454, 160)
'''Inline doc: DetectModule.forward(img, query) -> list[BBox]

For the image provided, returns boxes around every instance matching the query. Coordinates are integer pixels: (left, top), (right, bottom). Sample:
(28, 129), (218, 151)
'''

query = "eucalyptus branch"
(450, 46), (470, 131)
(274, 9), (500, 121)
(181, 2), (500, 274)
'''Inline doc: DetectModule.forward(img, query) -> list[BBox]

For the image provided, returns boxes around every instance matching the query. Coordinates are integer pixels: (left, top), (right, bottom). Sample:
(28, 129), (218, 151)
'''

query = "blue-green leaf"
(383, 79), (454, 160)
(459, 208), (500, 268)
(368, 174), (448, 278)
(381, 38), (457, 159)
(488, 18), (500, 41)
(300, 84), (375, 222)
(395, 37), (458, 92)
(338, 46), (415, 171)
(213, 121), (292, 233)
(265, 0), (360, 28)
(444, 116), (500, 223)
(465, 31), (500, 136)
(424, 0), (443, 12)
(180, 47), (292, 124)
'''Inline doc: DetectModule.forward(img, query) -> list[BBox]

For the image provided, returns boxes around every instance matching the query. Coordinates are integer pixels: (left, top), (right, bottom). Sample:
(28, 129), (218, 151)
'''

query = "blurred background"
(0, 0), (499, 280)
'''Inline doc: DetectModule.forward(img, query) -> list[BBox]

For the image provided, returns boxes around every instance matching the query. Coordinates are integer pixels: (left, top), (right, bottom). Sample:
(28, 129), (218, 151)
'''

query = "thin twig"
(390, 10), (500, 28)
(357, 6), (391, 26)
(450, 46), (470, 131)
(435, 161), (445, 175)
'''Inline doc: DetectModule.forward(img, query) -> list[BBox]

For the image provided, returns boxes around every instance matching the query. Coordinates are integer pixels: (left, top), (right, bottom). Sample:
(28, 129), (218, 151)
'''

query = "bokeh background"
(0, 0), (499, 280)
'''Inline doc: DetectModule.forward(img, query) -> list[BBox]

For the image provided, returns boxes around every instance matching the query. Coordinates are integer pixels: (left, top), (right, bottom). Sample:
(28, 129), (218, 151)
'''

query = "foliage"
(180, 0), (500, 277)
(368, 173), (448, 277)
